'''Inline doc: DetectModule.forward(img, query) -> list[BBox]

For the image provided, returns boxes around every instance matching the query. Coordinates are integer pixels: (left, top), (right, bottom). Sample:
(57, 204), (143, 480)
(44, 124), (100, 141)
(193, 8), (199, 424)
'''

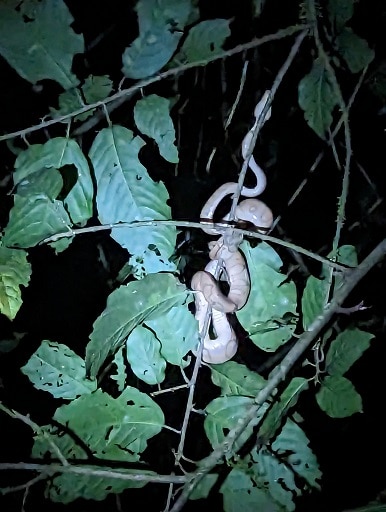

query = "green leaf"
(134, 94), (178, 163)
(221, 469), (281, 512)
(210, 361), (267, 397)
(110, 347), (126, 392)
(54, 388), (164, 459)
(82, 74), (113, 104)
(301, 275), (329, 330)
(259, 378), (309, 441)
(189, 474), (219, 500)
(327, 0), (356, 31)
(50, 75), (114, 122)
(316, 375), (363, 418)
(21, 340), (96, 399)
(336, 27), (374, 73)
(89, 125), (176, 276)
(144, 301), (199, 366)
(14, 138), (94, 225)
(47, 465), (151, 503)
(298, 57), (339, 139)
(0, 247), (31, 320)
(325, 328), (374, 376)
(85, 273), (188, 379)
(249, 448), (298, 511)
(122, 0), (192, 79)
(204, 396), (268, 452)
(126, 325), (166, 385)
(3, 193), (73, 248)
(271, 418), (322, 490)
(0, 0), (83, 89)
(171, 19), (231, 65)
(32, 424), (152, 502)
(237, 242), (297, 351)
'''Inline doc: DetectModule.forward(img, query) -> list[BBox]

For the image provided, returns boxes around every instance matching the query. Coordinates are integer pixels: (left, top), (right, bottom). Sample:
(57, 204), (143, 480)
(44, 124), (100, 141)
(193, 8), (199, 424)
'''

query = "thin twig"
(0, 25), (309, 143)
(0, 403), (68, 466)
(309, 0), (352, 305)
(224, 60), (249, 130)
(228, 29), (310, 222)
(169, 237), (386, 512)
(39, 219), (350, 271)
(271, 63), (368, 230)
(0, 462), (190, 484)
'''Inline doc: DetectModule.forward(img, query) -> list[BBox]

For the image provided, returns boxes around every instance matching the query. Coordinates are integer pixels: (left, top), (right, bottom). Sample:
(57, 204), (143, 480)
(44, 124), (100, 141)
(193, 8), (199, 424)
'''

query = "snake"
(191, 91), (273, 364)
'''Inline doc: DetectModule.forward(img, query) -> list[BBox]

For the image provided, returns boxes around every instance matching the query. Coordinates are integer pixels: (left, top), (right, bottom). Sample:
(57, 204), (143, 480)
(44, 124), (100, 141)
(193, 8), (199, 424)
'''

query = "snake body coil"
(191, 91), (273, 364)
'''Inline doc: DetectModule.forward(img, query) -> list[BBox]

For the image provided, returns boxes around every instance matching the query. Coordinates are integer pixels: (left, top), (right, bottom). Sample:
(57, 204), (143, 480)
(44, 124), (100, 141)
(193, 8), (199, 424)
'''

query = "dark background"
(1, 1), (386, 511)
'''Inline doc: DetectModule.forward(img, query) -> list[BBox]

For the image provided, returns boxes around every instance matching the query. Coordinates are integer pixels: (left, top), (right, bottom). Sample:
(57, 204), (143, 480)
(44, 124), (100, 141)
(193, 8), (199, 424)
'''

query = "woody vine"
(0, 1), (385, 512)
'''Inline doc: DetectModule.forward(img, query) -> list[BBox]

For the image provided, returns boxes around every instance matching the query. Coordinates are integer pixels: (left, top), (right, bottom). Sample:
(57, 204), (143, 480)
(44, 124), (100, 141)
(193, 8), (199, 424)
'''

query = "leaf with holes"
(210, 361), (266, 397)
(89, 125), (176, 275)
(271, 418), (322, 489)
(204, 396), (268, 452)
(0, 0), (83, 89)
(13, 138), (93, 226)
(21, 340), (96, 399)
(170, 19), (231, 65)
(54, 388), (164, 459)
(134, 94), (178, 163)
(85, 273), (188, 379)
(122, 0), (192, 78)
(221, 469), (280, 512)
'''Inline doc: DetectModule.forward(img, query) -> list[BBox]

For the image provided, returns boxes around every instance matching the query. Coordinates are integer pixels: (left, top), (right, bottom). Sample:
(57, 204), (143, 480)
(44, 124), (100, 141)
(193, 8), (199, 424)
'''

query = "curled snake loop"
(192, 90), (273, 364)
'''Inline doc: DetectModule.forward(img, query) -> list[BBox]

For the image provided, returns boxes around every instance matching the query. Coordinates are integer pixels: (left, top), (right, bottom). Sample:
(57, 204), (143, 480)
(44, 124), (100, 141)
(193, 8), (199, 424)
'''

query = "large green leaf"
(53, 388), (164, 458)
(32, 425), (152, 503)
(122, 0), (192, 79)
(209, 361), (267, 397)
(144, 301), (199, 366)
(21, 340), (96, 399)
(259, 378), (309, 442)
(13, 138), (94, 225)
(85, 273), (188, 379)
(271, 418), (322, 489)
(126, 325), (166, 385)
(301, 275), (329, 330)
(0, 247), (31, 320)
(3, 190), (73, 249)
(204, 396), (268, 452)
(298, 57), (339, 138)
(134, 94), (178, 163)
(0, 0), (83, 89)
(170, 19), (231, 65)
(325, 327), (374, 376)
(316, 375), (362, 418)
(89, 125), (176, 276)
(237, 242), (297, 351)
(221, 469), (280, 512)
(250, 448), (299, 511)
(336, 27), (374, 73)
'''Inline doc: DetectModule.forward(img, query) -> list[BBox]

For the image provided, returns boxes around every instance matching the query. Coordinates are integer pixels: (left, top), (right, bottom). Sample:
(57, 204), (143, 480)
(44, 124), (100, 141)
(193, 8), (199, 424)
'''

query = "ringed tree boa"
(191, 91), (273, 364)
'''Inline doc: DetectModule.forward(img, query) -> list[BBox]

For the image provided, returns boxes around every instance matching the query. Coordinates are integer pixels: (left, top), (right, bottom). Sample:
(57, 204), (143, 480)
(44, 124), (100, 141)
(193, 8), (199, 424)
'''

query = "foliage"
(0, 0), (384, 511)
